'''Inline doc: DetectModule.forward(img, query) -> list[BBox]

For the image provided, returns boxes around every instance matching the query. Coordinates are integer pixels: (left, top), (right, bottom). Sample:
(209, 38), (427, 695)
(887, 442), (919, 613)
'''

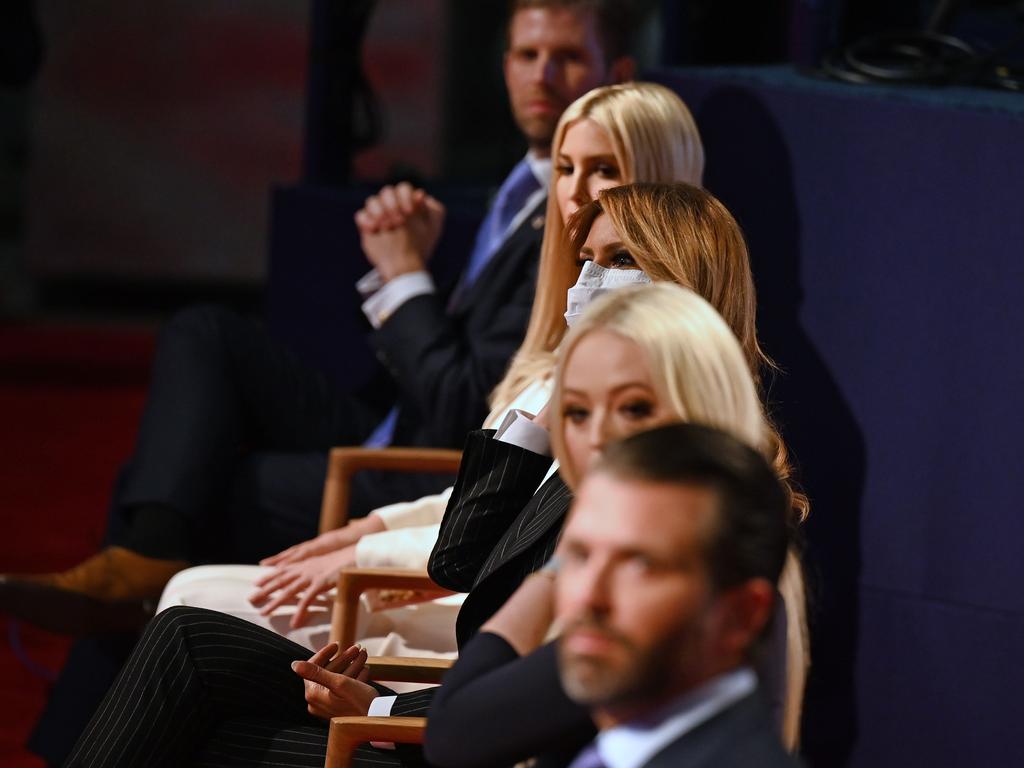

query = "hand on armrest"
(332, 566), (455, 648)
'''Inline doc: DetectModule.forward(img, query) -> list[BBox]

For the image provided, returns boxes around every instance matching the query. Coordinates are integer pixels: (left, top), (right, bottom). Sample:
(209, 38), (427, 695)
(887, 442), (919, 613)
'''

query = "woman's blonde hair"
(549, 283), (765, 490)
(549, 282), (810, 749)
(490, 83), (704, 412)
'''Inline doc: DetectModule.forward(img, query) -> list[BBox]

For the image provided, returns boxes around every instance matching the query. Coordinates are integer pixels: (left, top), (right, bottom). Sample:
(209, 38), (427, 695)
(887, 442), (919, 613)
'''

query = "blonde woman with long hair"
(426, 283), (807, 768)
(156, 83), (706, 650)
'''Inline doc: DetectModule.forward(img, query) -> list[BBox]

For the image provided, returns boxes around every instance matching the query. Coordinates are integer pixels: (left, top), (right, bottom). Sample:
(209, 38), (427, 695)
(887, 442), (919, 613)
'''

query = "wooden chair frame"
(326, 716), (426, 768)
(316, 446), (462, 766)
(318, 446), (463, 533)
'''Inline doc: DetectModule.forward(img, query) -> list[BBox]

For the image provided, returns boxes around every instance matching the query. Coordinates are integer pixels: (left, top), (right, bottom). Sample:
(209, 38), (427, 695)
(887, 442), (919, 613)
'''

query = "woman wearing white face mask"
(430, 183), (805, 661)
(156, 84), (708, 657)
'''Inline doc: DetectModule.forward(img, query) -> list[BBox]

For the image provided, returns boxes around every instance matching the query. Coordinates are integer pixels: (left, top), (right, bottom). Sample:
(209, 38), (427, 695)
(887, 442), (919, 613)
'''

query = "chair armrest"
(319, 447), (463, 533)
(325, 716), (426, 768)
(331, 567), (456, 647)
(367, 655), (453, 684)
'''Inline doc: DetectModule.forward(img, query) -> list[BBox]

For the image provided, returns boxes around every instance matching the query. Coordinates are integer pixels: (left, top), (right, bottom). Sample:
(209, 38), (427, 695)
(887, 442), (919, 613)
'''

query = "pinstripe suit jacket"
(387, 430), (573, 720)
(429, 429), (573, 648)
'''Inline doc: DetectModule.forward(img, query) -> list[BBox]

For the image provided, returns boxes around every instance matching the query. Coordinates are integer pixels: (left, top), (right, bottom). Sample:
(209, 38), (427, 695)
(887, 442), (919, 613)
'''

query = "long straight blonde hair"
(549, 282), (810, 750)
(490, 83), (704, 413)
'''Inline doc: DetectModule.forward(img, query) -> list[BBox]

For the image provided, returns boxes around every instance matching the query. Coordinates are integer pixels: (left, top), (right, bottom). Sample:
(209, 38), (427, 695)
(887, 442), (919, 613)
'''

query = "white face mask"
(564, 261), (652, 327)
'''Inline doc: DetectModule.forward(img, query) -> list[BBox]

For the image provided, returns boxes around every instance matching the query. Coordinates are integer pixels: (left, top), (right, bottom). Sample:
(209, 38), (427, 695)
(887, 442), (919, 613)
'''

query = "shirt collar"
(595, 667), (757, 768)
(525, 150), (552, 188)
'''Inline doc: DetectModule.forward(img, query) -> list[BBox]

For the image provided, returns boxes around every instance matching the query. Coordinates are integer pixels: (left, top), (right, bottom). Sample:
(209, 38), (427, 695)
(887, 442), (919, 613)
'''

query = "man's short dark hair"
(507, 0), (637, 63)
(595, 423), (790, 592)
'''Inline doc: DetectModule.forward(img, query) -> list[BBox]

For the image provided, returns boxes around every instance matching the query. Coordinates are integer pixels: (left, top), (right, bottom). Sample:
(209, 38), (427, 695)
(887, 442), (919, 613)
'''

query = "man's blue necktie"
(567, 743), (607, 768)
(364, 159), (540, 449)
(462, 157), (541, 288)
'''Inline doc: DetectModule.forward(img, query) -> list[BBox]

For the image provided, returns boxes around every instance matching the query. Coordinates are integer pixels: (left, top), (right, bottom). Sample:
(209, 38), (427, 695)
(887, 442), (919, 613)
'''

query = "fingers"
(357, 183), (427, 234)
(323, 643), (362, 672)
(291, 659), (355, 694)
(307, 642), (340, 667)
(394, 182), (422, 215)
(344, 647), (369, 680)
(354, 207), (378, 234)
(265, 546), (308, 567)
(250, 567), (301, 605)
(257, 572), (309, 615)
(290, 575), (332, 629)
(422, 193), (445, 218)
(259, 544), (297, 567)
(253, 566), (289, 588)
(291, 659), (335, 687)
(293, 655), (376, 720)
(249, 568), (296, 606)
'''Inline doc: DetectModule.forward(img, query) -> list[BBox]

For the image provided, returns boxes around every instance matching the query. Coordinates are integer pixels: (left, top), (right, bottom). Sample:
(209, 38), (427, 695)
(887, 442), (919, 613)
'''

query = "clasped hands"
(291, 641), (379, 721)
(355, 181), (446, 281)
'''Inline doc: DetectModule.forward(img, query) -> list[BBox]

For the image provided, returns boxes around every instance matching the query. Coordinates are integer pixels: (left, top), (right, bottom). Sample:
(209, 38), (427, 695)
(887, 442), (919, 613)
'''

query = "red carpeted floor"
(0, 324), (153, 767)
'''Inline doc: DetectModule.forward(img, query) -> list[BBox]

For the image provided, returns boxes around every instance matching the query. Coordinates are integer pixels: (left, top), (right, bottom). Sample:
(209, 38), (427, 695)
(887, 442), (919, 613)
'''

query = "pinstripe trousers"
(65, 606), (411, 768)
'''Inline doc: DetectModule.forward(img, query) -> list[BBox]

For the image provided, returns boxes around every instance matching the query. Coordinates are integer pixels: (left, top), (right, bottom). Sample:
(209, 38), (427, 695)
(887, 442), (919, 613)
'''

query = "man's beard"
(557, 614), (707, 710)
(510, 86), (563, 149)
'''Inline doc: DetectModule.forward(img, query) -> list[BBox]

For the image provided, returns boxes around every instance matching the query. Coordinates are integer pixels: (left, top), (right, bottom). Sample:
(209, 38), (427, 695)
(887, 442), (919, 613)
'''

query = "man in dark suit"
(0, 0), (635, 633)
(553, 424), (799, 768)
(421, 424), (799, 768)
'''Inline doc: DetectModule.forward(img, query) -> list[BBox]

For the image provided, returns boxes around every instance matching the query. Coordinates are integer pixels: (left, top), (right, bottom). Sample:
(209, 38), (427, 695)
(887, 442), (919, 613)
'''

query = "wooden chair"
(324, 656), (450, 768)
(316, 446), (462, 766)
(317, 446), (463, 648)
(318, 446), (464, 533)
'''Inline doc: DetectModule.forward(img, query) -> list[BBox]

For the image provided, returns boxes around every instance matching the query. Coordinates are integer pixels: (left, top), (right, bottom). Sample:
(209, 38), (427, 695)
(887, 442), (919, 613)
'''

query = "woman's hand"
(250, 544), (359, 628)
(260, 514), (385, 568)
(291, 642), (378, 721)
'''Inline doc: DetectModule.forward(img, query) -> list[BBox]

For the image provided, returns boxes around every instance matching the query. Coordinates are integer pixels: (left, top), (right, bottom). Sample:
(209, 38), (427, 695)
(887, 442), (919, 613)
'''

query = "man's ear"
(716, 578), (775, 660)
(607, 56), (636, 84)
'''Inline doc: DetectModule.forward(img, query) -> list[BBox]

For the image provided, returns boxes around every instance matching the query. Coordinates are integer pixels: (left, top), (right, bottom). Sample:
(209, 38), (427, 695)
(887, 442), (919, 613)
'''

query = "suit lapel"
(447, 196), (546, 316)
(641, 691), (775, 768)
(474, 474), (572, 586)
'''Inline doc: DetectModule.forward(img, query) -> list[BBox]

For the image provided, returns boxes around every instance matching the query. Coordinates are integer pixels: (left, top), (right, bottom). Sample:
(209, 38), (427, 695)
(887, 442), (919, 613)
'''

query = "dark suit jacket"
(641, 689), (799, 768)
(424, 629), (798, 768)
(372, 201), (545, 449)
(384, 430), (573, 725)
(424, 633), (594, 768)
(428, 429), (573, 647)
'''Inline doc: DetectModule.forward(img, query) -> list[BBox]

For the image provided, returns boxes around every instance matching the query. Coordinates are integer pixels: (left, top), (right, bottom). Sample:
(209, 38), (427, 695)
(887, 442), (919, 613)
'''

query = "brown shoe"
(0, 546), (188, 635)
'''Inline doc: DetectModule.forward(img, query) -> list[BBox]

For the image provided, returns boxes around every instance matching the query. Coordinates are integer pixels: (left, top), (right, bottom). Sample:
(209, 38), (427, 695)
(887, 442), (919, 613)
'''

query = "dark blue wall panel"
(654, 66), (1024, 765)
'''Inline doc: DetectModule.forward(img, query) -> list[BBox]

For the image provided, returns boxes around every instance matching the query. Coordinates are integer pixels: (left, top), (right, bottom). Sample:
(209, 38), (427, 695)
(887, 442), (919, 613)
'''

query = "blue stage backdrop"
(652, 66), (1024, 767)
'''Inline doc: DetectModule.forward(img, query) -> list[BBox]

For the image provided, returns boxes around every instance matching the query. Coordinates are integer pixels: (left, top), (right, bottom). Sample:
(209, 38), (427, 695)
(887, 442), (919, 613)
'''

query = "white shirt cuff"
(367, 695), (398, 749)
(360, 270), (432, 327)
(356, 269), (385, 298)
(361, 271), (435, 328)
(495, 409), (552, 456)
(374, 487), (453, 530)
